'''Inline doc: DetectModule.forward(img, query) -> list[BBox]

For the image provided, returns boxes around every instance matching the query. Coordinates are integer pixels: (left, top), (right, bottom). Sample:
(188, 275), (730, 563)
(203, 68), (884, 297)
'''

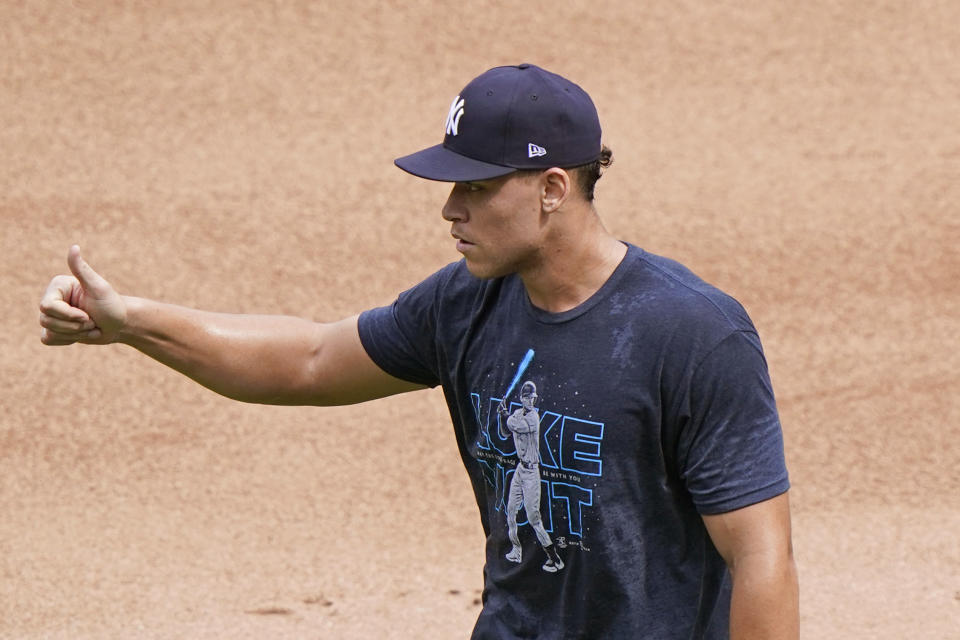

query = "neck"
(519, 209), (627, 313)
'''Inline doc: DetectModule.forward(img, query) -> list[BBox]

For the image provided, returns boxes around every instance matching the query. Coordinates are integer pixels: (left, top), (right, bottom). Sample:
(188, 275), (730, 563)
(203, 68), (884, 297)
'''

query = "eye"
(462, 181), (484, 192)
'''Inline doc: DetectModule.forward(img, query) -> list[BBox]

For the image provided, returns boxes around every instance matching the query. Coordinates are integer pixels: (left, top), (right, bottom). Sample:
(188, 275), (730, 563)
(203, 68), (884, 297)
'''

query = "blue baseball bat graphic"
(503, 348), (535, 399)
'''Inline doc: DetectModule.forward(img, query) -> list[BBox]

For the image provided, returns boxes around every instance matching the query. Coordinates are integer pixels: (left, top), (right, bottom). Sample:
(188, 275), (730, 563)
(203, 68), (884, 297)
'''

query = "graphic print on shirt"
(471, 349), (605, 572)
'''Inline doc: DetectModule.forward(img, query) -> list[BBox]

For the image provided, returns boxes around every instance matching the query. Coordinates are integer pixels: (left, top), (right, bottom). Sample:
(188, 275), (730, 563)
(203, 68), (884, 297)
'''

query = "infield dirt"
(2, 2), (958, 638)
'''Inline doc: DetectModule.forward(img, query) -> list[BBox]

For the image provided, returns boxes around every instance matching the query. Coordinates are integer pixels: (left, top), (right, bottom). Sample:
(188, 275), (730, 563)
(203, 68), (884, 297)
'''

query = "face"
(521, 392), (537, 410)
(441, 172), (546, 279)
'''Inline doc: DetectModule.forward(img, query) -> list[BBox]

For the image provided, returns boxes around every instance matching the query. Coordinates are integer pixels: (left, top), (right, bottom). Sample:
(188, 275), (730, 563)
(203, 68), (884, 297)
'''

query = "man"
(40, 63), (798, 638)
(498, 380), (563, 573)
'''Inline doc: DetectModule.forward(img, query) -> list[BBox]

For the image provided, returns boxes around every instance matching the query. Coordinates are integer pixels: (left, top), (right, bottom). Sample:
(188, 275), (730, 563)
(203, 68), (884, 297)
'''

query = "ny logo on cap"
(528, 143), (547, 158)
(445, 96), (465, 136)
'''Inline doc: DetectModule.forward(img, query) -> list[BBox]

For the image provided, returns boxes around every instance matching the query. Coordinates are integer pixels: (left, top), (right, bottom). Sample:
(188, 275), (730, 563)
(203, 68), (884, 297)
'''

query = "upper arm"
(702, 492), (799, 639)
(679, 331), (788, 514)
(306, 314), (428, 406)
(701, 491), (794, 570)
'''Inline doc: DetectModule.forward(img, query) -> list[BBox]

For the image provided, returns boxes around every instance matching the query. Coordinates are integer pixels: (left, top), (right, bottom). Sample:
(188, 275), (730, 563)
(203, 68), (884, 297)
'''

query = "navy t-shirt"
(358, 244), (789, 639)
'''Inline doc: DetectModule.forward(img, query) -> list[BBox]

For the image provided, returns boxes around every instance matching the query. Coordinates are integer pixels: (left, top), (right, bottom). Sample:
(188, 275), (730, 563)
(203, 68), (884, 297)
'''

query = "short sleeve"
(677, 330), (790, 515)
(357, 266), (456, 388)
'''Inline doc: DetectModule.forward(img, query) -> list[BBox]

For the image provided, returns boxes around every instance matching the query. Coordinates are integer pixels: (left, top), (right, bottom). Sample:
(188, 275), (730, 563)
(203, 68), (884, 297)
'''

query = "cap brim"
(394, 144), (517, 182)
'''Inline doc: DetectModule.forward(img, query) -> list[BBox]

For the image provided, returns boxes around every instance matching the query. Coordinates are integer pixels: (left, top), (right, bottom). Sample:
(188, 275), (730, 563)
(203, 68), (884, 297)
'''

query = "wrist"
(114, 295), (147, 345)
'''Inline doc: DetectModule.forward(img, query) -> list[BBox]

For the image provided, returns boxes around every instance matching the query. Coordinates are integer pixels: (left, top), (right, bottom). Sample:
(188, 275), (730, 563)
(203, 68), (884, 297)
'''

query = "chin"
(464, 259), (514, 280)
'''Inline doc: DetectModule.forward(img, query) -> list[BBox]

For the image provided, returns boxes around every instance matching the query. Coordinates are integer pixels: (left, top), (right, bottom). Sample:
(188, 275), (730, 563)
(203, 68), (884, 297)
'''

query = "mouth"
(452, 231), (474, 252)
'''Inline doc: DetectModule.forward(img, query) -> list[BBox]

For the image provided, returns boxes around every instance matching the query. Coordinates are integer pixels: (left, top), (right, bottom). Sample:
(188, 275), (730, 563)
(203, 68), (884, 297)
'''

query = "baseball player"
(39, 63), (798, 639)
(498, 381), (563, 572)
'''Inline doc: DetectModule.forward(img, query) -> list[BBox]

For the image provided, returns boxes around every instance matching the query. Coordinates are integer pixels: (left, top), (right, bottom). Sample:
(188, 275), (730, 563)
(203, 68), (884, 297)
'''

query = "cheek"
(490, 202), (540, 240)
(508, 216), (544, 251)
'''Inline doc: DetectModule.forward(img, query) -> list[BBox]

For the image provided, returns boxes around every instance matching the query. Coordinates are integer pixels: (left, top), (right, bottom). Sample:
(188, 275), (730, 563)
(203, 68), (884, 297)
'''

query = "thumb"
(67, 245), (110, 294)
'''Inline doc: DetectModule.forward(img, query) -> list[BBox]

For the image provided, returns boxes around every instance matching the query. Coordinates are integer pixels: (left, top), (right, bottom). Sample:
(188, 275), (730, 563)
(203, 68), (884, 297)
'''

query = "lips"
(452, 231), (474, 251)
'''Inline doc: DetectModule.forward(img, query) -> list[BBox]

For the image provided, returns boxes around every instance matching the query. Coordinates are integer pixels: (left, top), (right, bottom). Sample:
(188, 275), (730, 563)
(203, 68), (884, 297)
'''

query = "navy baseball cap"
(395, 63), (602, 182)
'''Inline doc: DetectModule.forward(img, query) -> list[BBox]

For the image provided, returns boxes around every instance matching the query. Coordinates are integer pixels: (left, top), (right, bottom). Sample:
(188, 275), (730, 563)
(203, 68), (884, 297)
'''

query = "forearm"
(728, 552), (799, 640)
(117, 296), (328, 405)
(40, 248), (417, 405)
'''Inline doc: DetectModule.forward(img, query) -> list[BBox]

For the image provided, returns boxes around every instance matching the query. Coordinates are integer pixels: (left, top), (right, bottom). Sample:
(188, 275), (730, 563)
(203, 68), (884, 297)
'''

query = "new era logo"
(528, 143), (547, 158)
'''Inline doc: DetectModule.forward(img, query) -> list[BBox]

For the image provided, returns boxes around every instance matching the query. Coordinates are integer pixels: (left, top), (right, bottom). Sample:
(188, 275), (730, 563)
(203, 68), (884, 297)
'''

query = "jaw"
(463, 257), (511, 280)
(462, 246), (532, 280)
(460, 220), (550, 280)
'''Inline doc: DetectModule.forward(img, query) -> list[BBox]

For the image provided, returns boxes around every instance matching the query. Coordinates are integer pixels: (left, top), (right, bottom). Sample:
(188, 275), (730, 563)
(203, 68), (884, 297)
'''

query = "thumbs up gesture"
(39, 245), (127, 345)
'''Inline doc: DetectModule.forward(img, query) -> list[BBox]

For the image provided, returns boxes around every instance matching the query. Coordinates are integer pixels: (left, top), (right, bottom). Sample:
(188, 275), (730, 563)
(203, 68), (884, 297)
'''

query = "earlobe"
(540, 168), (570, 213)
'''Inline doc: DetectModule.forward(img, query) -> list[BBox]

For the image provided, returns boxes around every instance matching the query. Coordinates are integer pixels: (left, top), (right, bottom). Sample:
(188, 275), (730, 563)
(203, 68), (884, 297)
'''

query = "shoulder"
(604, 246), (765, 371)
(624, 246), (756, 336)
(385, 259), (490, 322)
(400, 259), (470, 298)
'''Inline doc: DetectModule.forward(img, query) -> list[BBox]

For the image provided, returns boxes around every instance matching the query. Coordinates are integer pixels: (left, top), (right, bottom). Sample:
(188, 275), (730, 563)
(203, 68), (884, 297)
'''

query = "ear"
(540, 168), (572, 213)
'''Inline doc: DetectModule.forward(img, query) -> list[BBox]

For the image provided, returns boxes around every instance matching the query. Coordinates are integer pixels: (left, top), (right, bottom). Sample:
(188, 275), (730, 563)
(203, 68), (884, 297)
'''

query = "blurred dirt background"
(2, 1), (958, 638)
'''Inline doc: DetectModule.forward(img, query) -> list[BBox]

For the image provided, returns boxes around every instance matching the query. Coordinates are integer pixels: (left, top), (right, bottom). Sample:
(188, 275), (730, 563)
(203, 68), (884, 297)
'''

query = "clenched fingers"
(39, 275), (91, 323)
(38, 312), (96, 334)
(39, 326), (101, 346)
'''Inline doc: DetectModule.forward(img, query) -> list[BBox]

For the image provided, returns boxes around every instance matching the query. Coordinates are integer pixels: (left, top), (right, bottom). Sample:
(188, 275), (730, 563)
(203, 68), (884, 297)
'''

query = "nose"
(441, 184), (466, 222)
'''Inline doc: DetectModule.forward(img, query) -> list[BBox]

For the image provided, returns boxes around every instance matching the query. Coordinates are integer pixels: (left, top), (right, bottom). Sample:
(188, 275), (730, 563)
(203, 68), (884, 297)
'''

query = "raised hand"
(39, 245), (127, 345)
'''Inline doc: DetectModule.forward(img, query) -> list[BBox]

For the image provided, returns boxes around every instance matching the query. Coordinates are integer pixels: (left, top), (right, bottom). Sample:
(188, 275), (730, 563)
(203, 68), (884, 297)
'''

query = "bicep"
(702, 492), (799, 639)
(701, 491), (794, 570)
(306, 315), (428, 406)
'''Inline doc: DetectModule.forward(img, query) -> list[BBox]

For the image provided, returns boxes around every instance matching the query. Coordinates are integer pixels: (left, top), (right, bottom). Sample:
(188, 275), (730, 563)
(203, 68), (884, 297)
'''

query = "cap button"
(518, 63), (531, 69)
